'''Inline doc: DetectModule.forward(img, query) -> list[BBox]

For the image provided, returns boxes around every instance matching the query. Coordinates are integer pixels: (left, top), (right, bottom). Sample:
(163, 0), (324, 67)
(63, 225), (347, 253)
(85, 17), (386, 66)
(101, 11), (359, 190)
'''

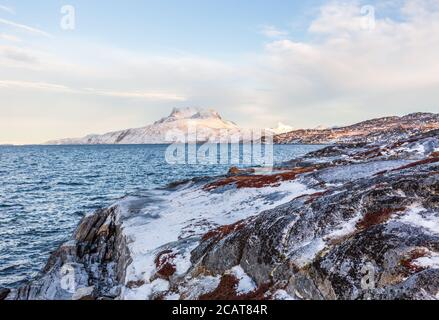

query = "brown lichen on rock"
(400, 248), (430, 273)
(356, 208), (405, 230)
(305, 191), (330, 204)
(126, 279), (146, 289)
(228, 167), (256, 176)
(155, 250), (177, 279)
(204, 167), (316, 191)
(199, 274), (271, 300)
(199, 274), (239, 300)
(392, 157), (439, 171)
(202, 220), (246, 242)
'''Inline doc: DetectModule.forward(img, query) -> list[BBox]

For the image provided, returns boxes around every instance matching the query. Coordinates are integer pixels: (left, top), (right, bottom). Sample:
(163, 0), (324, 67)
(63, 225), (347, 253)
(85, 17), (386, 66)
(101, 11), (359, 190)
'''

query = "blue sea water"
(0, 144), (323, 288)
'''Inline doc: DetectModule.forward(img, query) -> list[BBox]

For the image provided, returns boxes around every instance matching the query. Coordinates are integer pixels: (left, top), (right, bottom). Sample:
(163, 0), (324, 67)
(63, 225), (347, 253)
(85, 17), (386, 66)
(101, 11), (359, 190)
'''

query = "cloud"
(0, 79), (187, 101)
(0, 18), (53, 38)
(84, 88), (187, 101)
(248, 0), (439, 125)
(308, 2), (375, 34)
(0, 33), (20, 42)
(0, 80), (73, 92)
(0, 45), (38, 63)
(260, 25), (289, 38)
(0, 4), (14, 14)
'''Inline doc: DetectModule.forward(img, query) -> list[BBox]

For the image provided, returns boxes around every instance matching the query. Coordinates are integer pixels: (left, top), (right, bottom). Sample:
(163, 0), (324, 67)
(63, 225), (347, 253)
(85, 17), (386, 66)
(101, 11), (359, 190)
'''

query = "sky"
(0, 0), (438, 144)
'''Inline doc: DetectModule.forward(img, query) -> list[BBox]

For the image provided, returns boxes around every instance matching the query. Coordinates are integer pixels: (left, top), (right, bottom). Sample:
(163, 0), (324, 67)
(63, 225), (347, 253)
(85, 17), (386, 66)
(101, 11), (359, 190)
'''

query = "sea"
(0, 144), (323, 288)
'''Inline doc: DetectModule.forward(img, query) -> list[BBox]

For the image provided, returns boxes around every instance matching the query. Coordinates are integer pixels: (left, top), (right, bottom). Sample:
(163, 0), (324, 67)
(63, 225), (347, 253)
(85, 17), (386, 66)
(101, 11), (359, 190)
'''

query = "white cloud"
(249, 0), (439, 124)
(84, 88), (187, 101)
(309, 2), (372, 34)
(0, 80), (73, 92)
(0, 4), (14, 14)
(0, 80), (187, 101)
(0, 33), (20, 42)
(260, 25), (289, 38)
(0, 45), (38, 63)
(0, 18), (53, 38)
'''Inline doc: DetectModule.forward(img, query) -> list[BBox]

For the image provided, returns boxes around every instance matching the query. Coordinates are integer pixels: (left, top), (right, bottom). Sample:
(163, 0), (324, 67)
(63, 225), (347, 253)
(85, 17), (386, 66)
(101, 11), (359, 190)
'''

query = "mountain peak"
(156, 107), (223, 124)
(169, 107), (201, 119)
(267, 122), (294, 135)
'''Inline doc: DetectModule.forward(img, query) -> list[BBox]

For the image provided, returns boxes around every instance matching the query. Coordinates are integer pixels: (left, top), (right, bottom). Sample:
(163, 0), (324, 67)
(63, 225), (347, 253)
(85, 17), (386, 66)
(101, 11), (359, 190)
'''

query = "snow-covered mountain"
(266, 122), (295, 135)
(46, 110), (439, 145)
(46, 108), (243, 145)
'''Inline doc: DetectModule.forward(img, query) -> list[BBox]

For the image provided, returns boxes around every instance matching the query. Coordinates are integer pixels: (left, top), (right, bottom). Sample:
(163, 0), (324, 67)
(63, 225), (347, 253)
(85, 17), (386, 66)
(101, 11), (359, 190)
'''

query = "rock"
(0, 288), (10, 300)
(185, 129), (439, 300)
(275, 113), (439, 144)
(13, 128), (439, 300)
(9, 206), (131, 300)
(72, 286), (96, 300)
(227, 167), (255, 176)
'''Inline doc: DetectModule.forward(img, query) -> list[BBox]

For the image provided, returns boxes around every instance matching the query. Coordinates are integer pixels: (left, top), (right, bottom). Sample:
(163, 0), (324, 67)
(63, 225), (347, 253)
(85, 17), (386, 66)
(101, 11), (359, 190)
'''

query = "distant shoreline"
(1, 143), (330, 147)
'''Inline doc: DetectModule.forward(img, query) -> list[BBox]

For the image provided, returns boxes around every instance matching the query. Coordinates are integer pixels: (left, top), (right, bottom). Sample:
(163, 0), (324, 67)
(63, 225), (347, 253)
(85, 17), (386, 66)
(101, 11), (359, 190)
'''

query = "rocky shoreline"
(2, 129), (439, 300)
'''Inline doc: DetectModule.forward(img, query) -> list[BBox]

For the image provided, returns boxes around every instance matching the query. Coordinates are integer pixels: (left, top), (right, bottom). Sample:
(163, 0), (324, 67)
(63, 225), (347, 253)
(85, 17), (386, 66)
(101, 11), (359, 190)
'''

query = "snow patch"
(325, 214), (362, 240)
(179, 276), (221, 300)
(397, 204), (439, 234)
(123, 279), (170, 300)
(413, 251), (439, 269)
(317, 160), (410, 183)
(273, 290), (295, 300)
(118, 179), (315, 299)
(290, 238), (326, 268)
(229, 266), (257, 294)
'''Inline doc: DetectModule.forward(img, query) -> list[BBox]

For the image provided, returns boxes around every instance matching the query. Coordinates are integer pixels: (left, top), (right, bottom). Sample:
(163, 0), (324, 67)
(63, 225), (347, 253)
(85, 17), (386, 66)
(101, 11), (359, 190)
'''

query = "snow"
(123, 279), (170, 300)
(389, 137), (439, 159)
(267, 123), (294, 135)
(286, 211), (363, 269)
(273, 290), (295, 300)
(325, 214), (362, 240)
(72, 286), (94, 300)
(408, 144), (425, 155)
(164, 293), (181, 300)
(173, 247), (195, 276)
(317, 160), (410, 183)
(229, 266), (257, 294)
(178, 276), (221, 300)
(397, 204), (439, 234)
(116, 178), (315, 299)
(413, 255), (439, 269)
(289, 238), (326, 268)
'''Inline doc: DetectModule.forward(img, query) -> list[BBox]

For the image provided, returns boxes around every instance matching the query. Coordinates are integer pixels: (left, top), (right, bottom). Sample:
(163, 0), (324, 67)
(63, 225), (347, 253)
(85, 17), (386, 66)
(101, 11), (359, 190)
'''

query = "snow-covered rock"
(8, 128), (439, 301)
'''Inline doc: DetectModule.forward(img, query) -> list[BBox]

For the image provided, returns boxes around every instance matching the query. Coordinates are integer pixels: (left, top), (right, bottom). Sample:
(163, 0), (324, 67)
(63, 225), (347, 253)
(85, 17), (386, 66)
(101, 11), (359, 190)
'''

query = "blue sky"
(0, 0), (438, 144)
(3, 0), (325, 55)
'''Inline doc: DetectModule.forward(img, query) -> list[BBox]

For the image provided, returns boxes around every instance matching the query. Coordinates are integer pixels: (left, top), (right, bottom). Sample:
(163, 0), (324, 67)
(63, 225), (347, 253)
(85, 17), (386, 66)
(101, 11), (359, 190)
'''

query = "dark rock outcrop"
(0, 288), (10, 300)
(6, 207), (131, 300)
